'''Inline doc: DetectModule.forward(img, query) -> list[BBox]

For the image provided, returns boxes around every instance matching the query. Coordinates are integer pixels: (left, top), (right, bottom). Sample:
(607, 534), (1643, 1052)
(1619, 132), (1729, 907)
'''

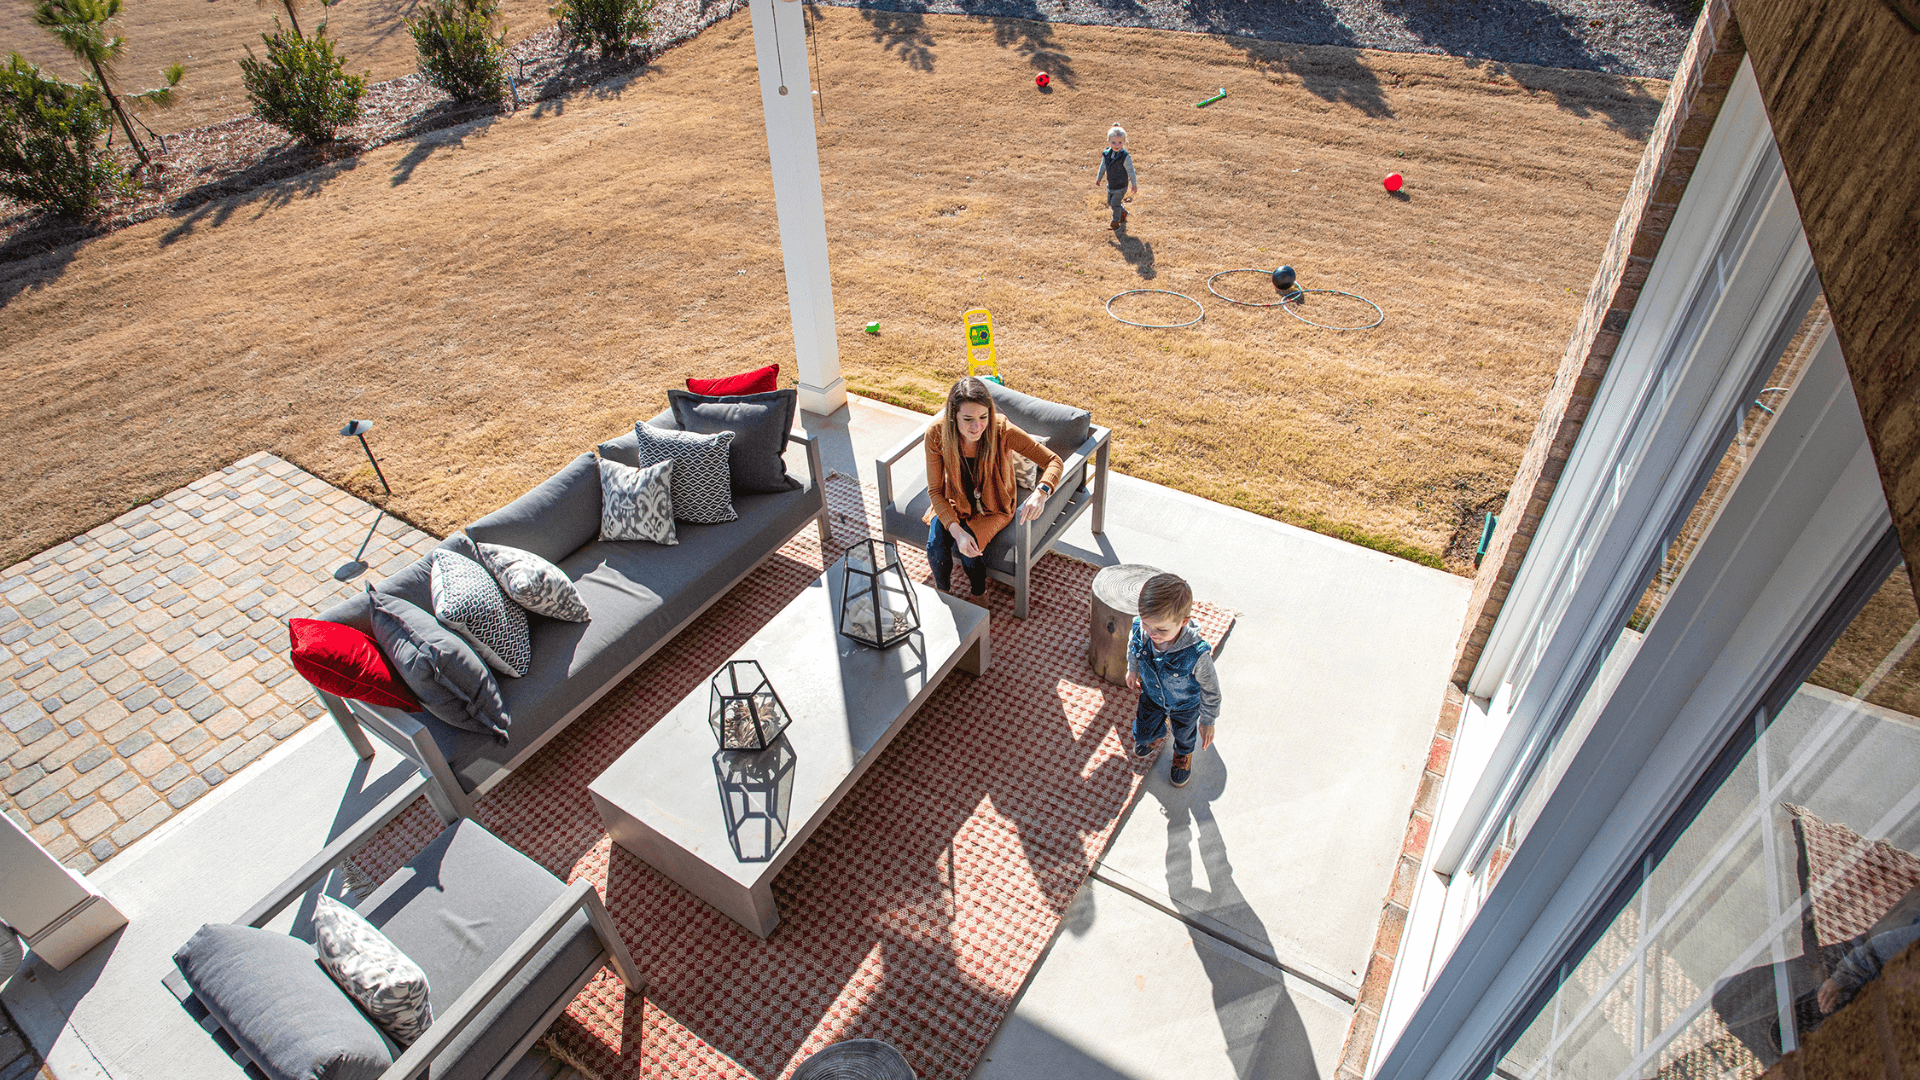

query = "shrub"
(238, 21), (366, 144)
(0, 52), (131, 219)
(409, 0), (508, 103)
(551, 0), (652, 58)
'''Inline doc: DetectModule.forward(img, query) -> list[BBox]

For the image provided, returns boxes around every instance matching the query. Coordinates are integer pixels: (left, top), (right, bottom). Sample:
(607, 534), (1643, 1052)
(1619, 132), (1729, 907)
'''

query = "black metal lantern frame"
(708, 660), (792, 751)
(839, 538), (921, 649)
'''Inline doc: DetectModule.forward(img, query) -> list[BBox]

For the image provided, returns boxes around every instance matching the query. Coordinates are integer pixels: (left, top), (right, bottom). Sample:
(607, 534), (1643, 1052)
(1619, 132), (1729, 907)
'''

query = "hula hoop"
(1106, 289), (1205, 329)
(1279, 288), (1385, 331)
(1206, 268), (1296, 308)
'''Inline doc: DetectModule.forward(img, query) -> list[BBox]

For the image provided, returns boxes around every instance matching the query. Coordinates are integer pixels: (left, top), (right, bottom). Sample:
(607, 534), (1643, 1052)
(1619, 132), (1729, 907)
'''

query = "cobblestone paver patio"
(0, 454), (438, 873)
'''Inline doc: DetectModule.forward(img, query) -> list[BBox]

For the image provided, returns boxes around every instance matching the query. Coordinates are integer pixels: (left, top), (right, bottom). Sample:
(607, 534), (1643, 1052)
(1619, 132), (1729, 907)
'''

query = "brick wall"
(1734, 0), (1920, 611)
(1447, 0), (1747, 689)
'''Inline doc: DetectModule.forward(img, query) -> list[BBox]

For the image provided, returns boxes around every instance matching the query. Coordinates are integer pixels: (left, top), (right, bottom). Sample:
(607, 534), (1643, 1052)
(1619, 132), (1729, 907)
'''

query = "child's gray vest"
(1103, 149), (1130, 190)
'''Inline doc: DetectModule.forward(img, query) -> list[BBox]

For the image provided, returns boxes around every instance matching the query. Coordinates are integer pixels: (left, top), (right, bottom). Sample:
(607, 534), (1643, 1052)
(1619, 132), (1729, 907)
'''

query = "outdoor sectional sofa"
(314, 409), (831, 821)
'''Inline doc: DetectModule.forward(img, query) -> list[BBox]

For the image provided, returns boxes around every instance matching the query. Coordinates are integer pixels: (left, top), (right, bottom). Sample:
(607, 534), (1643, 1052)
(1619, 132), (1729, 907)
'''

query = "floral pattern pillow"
(311, 895), (433, 1045)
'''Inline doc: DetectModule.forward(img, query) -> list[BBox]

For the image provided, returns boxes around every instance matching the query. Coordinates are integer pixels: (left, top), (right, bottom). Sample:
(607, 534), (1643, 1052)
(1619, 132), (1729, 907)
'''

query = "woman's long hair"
(940, 377), (1006, 508)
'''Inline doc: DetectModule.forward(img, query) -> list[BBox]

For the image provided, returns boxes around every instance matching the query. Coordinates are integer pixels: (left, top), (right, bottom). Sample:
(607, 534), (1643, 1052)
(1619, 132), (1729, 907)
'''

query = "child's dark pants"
(1135, 693), (1202, 756)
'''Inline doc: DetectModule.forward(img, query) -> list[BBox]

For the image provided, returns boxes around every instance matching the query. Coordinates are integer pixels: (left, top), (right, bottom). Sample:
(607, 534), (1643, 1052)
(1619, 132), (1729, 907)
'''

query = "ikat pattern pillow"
(311, 895), (433, 1045)
(428, 550), (531, 678)
(633, 423), (738, 525)
(473, 541), (591, 622)
(598, 457), (678, 544)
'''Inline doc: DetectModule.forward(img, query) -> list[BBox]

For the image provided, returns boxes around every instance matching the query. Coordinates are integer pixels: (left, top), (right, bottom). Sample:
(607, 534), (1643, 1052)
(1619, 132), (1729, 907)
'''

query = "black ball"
(1271, 265), (1297, 291)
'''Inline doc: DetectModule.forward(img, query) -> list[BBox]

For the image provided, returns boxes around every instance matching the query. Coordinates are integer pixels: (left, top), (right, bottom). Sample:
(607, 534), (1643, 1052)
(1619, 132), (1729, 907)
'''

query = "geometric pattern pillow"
(310, 895), (434, 1046)
(633, 423), (737, 525)
(428, 550), (531, 678)
(598, 458), (678, 545)
(474, 541), (591, 621)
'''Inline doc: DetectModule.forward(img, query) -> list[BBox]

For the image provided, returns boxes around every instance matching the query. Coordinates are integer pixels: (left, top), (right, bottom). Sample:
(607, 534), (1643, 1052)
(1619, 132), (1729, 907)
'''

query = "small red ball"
(1035, 72), (1050, 88)
(1384, 172), (1404, 192)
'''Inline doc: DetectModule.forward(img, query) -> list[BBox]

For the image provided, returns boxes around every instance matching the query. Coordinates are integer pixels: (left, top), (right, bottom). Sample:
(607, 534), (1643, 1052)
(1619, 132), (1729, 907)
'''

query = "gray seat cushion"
(986, 382), (1092, 457)
(355, 820), (603, 1080)
(173, 923), (395, 1080)
(422, 483), (823, 795)
(466, 455), (603, 566)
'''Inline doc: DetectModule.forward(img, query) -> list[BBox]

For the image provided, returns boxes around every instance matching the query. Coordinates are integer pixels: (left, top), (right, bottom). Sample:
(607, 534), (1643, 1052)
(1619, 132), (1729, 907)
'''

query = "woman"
(924, 377), (1064, 596)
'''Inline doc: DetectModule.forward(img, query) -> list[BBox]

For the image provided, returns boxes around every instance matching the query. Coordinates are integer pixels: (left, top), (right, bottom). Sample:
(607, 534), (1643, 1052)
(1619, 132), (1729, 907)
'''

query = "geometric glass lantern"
(838, 538), (921, 649)
(708, 660), (792, 751)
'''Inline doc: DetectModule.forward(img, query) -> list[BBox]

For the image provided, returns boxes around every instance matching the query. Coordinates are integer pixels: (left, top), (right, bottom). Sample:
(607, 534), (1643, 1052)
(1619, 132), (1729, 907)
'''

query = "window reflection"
(1490, 560), (1920, 1080)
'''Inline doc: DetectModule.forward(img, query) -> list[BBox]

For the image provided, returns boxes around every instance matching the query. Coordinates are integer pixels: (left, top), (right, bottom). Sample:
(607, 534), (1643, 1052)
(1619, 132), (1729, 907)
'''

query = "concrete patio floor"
(2, 395), (1468, 1080)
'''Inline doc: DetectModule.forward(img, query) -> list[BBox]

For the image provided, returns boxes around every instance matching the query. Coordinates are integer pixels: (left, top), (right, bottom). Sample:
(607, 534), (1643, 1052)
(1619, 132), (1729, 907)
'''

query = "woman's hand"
(1018, 489), (1050, 523)
(950, 522), (982, 559)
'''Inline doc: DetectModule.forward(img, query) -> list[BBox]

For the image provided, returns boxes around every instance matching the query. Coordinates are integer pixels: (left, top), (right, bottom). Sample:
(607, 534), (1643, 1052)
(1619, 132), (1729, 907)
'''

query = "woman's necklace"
(959, 448), (984, 514)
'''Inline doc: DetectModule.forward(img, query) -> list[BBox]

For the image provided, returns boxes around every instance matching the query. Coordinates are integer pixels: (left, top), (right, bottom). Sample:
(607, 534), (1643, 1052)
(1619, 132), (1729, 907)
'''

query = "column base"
(797, 377), (848, 418)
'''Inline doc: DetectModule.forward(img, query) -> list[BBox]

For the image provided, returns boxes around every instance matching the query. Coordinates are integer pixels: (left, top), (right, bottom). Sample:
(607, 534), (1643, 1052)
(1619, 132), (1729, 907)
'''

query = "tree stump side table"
(1088, 563), (1163, 686)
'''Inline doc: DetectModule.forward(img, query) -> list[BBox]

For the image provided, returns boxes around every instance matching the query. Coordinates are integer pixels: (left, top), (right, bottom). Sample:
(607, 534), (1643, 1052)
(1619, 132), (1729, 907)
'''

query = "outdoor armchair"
(877, 383), (1110, 619)
(164, 774), (642, 1080)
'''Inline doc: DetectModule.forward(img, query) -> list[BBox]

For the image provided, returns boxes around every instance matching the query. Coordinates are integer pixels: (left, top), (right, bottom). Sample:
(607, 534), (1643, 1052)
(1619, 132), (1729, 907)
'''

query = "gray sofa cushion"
(357, 820), (603, 1080)
(885, 473), (1086, 576)
(987, 382), (1092, 457)
(667, 388), (800, 494)
(367, 586), (510, 740)
(421, 483), (822, 795)
(595, 412), (680, 466)
(173, 923), (394, 1080)
(466, 454), (602, 566)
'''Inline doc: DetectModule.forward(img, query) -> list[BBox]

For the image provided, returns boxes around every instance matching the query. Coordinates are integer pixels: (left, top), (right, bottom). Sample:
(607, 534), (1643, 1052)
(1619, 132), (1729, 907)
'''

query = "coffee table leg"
(961, 623), (991, 676)
(738, 882), (781, 938)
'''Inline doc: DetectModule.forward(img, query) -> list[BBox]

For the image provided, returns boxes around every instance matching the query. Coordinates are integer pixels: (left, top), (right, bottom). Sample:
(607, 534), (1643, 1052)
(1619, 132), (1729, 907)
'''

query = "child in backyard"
(1126, 573), (1220, 788)
(1096, 124), (1138, 230)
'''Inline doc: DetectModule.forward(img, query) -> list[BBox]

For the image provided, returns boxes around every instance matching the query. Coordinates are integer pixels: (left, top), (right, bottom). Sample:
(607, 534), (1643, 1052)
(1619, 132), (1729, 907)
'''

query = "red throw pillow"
(686, 363), (779, 396)
(288, 618), (420, 711)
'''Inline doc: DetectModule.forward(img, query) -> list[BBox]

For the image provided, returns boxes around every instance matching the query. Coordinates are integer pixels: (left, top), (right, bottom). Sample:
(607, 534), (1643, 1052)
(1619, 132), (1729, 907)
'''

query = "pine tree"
(31, 0), (183, 172)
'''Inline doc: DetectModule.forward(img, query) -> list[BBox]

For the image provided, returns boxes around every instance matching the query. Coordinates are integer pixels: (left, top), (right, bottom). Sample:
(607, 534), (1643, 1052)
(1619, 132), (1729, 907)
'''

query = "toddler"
(1095, 124), (1138, 230)
(1126, 573), (1219, 787)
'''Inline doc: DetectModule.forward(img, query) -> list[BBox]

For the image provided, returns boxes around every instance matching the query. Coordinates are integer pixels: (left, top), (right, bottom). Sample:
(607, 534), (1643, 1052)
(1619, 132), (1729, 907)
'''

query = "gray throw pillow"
(598, 457), (678, 544)
(365, 585), (509, 740)
(174, 922), (394, 1080)
(470, 540), (590, 622)
(427, 550), (531, 678)
(666, 388), (799, 494)
(633, 424), (737, 524)
(311, 896), (433, 1046)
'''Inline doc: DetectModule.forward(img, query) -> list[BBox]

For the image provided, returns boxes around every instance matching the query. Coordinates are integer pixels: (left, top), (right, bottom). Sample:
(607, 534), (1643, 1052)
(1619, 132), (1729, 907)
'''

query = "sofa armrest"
(379, 880), (639, 1080)
(240, 774), (432, 928)
(787, 428), (826, 491)
(875, 427), (928, 524)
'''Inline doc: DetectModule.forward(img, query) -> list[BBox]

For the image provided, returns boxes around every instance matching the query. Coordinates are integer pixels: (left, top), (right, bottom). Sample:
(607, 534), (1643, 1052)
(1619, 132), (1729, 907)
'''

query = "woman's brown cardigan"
(923, 414), (1065, 549)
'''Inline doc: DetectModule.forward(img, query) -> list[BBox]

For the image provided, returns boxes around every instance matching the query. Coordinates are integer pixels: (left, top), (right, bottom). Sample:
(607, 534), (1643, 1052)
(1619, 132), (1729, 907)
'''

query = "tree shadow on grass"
(157, 148), (360, 249)
(1212, 17), (1393, 119)
(987, 14), (1075, 86)
(860, 7), (938, 72)
(389, 110), (504, 185)
(0, 233), (82, 309)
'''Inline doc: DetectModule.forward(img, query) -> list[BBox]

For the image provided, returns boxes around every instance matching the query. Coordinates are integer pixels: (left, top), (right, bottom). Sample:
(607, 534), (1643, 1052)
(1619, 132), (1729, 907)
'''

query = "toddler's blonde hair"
(1107, 125), (1127, 141)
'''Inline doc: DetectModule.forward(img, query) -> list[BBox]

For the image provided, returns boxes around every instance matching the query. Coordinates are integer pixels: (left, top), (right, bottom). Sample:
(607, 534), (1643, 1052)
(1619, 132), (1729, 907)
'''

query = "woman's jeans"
(927, 518), (987, 595)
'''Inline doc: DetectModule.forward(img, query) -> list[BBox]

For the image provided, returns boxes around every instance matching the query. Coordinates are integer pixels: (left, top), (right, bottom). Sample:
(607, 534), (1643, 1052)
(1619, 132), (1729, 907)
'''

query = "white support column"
(1, 812), (127, 971)
(748, 0), (846, 417)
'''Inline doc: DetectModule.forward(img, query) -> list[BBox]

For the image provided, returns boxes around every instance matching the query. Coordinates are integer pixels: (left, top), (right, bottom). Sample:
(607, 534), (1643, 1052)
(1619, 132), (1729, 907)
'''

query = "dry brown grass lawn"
(0, 9), (1665, 572)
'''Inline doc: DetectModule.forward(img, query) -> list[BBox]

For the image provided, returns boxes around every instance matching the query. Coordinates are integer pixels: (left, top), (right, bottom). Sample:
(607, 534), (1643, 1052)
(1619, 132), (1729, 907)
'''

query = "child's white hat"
(1107, 125), (1126, 139)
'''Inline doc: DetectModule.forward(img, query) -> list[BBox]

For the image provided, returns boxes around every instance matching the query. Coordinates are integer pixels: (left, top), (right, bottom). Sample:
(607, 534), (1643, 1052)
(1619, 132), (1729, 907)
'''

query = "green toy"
(864, 322), (880, 335)
(1195, 88), (1227, 108)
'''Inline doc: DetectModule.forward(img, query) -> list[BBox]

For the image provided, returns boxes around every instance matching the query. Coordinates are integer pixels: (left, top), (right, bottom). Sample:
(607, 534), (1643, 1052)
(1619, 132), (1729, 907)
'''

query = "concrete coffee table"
(589, 557), (990, 937)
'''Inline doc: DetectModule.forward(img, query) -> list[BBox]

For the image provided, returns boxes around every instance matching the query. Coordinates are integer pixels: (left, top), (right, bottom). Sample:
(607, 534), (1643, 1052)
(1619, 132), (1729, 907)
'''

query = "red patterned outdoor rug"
(354, 474), (1235, 1080)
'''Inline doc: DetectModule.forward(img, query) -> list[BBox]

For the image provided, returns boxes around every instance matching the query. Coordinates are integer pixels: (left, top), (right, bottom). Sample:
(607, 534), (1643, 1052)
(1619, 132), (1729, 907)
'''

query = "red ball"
(1035, 72), (1050, 88)
(1384, 172), (1404, 192)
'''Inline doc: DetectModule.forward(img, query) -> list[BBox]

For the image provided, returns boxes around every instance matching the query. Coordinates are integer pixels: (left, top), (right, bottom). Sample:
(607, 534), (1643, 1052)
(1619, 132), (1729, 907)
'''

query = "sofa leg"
(320, 691), (377, 760)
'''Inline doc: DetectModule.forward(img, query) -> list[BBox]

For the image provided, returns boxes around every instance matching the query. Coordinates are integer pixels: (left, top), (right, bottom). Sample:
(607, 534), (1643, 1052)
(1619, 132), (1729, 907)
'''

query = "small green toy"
(864, 322), (880, 335)
(1195, 88), (1227, 108)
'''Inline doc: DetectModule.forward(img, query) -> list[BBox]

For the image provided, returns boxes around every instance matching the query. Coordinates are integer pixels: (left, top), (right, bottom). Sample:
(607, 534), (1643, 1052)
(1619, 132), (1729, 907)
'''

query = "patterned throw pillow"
(311, 895), (433, 1045)
(473, 541), (591, 622)
(598, 458), (678, 544)
(633, 423), (738, 525)
(428, 550), (531, 678)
